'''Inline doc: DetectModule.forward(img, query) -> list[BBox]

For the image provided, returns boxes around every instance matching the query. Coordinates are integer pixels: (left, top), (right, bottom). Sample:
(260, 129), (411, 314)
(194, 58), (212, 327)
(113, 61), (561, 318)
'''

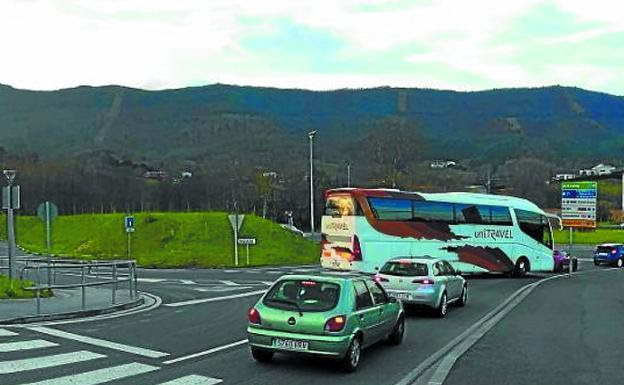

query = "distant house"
(143, 170), (167, 180)
(262, 171), (278, 178)
(579, 163), (615, 176)
(181, 171), (193, 179)
(552, 173), (576, 181)
(430, 160), (457, 169)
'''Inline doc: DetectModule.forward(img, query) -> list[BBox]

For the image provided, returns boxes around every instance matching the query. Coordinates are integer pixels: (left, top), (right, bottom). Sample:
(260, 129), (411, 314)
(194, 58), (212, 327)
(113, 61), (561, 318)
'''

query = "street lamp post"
(346, 161), (352, 187)
(3, 169), (16, 280)
(308, 130), (317, 234)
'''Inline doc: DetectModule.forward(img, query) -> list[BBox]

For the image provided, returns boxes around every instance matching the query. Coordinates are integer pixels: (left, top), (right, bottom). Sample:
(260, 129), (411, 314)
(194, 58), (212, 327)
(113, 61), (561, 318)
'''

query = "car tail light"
(374, 275), (389, 283)
(413, 279), (434, 285)
(325, 315), (346, 332)
(611, 249), (617, 254)
(351, 235), (363, 261)
(248, 308), (261, 324)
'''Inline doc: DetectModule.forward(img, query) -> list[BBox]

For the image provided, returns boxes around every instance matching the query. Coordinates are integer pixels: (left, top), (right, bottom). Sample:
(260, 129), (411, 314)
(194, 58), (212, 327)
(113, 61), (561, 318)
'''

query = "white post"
(246, 244), (250, 265)
(234, 212), (239, 266)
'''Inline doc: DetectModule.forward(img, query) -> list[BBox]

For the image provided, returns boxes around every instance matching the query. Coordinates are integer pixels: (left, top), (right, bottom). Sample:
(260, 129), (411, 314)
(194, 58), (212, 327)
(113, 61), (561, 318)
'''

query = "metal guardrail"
(16, 259), (138, 315)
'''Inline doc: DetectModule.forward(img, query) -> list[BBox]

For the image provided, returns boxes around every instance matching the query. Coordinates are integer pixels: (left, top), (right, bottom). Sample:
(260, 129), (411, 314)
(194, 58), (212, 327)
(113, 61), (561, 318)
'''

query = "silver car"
(374, 257), (467, 317)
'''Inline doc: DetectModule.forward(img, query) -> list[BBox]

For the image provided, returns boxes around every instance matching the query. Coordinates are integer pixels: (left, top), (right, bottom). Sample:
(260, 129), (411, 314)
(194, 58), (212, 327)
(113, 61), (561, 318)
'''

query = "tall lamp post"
(308, 130), (317, 234)
(3, 169), (16, 280)
(346, 161), (352, 187)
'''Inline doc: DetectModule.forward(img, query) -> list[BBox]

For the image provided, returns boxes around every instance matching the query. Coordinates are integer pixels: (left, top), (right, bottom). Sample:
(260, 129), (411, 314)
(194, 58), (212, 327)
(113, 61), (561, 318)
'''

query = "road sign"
(2, 186), (20, 209)
(237, 238), (257, 245)
(228, 214), (245, 232)
(125, 216), (135, 233)
(37, 201), (58, 222)
(561, 181), (597, 228)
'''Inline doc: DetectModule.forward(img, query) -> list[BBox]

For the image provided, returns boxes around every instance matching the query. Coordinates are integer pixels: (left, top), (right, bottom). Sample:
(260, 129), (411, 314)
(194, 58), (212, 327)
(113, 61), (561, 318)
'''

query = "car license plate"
(395, 293), (411, 300)
(272, 338), (309, 350)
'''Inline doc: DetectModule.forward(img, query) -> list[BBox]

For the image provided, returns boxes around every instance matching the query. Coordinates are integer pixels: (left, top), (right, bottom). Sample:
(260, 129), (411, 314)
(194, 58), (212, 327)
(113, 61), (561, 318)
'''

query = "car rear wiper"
(266, 298), (303, 316)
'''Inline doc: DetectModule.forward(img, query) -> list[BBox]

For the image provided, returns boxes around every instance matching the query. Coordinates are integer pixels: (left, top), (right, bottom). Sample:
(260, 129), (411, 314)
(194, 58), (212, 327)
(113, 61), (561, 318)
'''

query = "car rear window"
(380, 261), (428, 276)
(325, 195), (361, 216)
(263, 280), (341, 312)
(596, 246), (617, 253)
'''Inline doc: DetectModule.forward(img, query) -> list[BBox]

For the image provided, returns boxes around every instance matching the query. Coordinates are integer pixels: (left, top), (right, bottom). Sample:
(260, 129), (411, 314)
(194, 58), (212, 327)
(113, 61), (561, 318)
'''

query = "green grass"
(1, 212), (319, 268)
(554, 228), (624, 245)
(0, 275), (52, 299)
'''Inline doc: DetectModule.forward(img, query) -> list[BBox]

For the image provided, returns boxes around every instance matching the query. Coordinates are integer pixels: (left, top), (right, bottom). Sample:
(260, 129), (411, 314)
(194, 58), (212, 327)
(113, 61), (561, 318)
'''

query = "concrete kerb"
(0, 293), (148, 325)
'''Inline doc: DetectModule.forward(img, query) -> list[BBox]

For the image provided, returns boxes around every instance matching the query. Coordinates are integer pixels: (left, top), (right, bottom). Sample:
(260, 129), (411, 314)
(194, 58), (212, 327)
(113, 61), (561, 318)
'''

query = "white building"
(579, 163), (616, 176)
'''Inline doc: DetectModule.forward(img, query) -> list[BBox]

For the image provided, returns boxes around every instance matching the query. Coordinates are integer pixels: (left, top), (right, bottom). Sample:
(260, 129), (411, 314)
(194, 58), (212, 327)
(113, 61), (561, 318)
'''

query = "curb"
(0, 296), (144, 325)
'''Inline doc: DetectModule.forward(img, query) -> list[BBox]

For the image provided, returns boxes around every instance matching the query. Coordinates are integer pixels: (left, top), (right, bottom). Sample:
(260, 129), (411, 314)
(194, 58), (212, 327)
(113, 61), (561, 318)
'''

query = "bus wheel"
(513, 257), (529, 278)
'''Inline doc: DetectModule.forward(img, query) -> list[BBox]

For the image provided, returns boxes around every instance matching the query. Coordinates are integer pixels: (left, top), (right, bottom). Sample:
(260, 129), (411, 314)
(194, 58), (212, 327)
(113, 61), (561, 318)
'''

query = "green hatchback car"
(247, 272), (405, 372)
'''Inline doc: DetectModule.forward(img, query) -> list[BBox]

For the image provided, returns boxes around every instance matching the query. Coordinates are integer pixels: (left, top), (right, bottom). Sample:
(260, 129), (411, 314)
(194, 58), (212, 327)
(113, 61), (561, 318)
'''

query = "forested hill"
(1, 83), (623, 170)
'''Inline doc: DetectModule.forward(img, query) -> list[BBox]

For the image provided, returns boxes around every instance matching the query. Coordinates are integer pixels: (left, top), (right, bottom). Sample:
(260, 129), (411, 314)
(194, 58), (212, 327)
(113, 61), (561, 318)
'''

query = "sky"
(1, 0), (623, 95)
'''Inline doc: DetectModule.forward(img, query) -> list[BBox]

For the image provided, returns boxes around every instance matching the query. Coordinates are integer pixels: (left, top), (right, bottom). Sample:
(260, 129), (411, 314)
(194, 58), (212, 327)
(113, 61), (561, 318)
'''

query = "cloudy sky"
(1, 0), (623, 94)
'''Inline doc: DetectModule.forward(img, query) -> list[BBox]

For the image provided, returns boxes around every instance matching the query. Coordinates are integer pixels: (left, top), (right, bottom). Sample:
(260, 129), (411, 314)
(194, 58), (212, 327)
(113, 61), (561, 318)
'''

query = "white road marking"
(223, 270), (238, 273)
(27, 326), (169, 358)
(0, 328), (17, 337)
(261, 281), (275, 286)
(163, 339), (248, 365)
(0, 339), (58, 352)
(193, 286), (251, 293)
(137, 278), (167, 283)
(157, 374), (223, 385)
(219, 280), (239, 286)
(164, 290), (266, 308)
(24, 362), (159, 385)
(0, 350), (105, 374)
(180, 280), (196, 285)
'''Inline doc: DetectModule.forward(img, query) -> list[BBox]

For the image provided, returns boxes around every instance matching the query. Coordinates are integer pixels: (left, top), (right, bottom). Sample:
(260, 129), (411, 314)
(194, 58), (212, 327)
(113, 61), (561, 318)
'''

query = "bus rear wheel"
(513, 257), (530, 278)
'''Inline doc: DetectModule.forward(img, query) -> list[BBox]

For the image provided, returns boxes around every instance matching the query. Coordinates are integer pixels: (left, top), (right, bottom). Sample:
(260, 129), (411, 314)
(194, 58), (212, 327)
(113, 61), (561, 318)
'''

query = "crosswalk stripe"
(27, 327), (169, 358)
(23, 362), (159, 385)
(0, 350), (105, 374)
(157, 375), (223, 385)
(0, 339), (58, 352)
(0, 329), (17, 337)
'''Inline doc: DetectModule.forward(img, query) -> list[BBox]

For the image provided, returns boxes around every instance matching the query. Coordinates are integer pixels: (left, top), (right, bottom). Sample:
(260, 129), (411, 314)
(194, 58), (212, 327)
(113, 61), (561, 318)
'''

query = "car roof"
(277, 271), (372, 283)
(597, 243), (622, 247)
(386, 256), (438, 264)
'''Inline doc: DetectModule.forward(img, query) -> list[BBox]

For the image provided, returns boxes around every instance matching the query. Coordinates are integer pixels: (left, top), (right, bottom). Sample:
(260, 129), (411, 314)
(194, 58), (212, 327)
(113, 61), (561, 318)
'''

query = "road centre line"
(24, 362), (159, 385)
(0, 350), (105, 374)
(164, 289), (266, 308)
(27, 326), (169, 358)
(162, 339), (248, 365)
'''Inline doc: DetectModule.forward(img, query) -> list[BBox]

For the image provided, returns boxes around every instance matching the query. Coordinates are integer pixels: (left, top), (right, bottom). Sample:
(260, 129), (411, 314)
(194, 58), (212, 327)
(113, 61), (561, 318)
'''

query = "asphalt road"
(0, 246), (615, 385)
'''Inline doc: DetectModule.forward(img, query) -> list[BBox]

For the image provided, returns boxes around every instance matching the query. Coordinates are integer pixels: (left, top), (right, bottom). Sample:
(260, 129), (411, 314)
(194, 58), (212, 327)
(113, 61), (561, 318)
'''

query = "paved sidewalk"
(0, 285), (138, 324)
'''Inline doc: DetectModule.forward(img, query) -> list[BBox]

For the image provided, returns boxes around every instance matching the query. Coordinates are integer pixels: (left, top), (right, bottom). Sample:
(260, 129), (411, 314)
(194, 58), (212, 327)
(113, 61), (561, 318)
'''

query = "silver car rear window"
(380, 262), (428, 276)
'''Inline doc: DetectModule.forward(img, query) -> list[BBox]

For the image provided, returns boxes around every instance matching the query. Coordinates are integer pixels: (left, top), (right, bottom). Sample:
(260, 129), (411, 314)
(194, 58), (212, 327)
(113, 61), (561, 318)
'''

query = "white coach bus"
(320, 188), (558, 276)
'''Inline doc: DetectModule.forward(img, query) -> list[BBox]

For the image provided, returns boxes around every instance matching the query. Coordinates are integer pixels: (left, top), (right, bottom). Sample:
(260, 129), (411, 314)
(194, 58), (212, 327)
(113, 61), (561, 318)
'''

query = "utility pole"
(308, 130), (317, 234)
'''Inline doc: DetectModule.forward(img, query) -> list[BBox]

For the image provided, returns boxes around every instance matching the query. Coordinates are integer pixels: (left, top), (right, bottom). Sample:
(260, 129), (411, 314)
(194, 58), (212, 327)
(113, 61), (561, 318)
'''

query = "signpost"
(2, 170), (19, 280)
(238, 237), (257, 265)
(125, 215), (135, 259)
(37, 201), (58, 284)
(561, 181), (597, 275)
(228, 214), (245, 266)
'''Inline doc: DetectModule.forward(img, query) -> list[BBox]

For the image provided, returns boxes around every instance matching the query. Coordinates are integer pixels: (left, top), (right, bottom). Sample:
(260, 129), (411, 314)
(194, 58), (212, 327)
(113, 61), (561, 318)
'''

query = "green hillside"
(1, 212), (318, 268)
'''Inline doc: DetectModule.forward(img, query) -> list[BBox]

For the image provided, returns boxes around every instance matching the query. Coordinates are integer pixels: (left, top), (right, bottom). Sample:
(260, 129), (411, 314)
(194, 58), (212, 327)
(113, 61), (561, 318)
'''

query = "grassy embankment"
(0, 275), (52, 299)
(553, 228), (623, 245)
(0, 212), (318, 268)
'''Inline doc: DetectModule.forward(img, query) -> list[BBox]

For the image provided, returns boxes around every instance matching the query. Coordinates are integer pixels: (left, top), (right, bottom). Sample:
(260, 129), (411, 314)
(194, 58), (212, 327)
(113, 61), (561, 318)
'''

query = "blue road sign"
(125, 216), (135, 233)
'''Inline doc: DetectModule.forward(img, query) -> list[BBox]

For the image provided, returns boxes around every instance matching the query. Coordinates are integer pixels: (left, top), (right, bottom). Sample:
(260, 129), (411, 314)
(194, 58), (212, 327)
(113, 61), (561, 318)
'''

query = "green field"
(0, 212), (319, 268)
(0, 275), (52, 299)
(554, 228), (624, 245)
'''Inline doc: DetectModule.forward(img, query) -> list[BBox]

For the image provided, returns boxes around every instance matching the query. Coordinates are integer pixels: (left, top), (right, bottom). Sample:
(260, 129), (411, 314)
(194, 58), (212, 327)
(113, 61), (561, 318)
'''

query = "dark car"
(553, 249), (578, 272)
(593, 244), (624, 268)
